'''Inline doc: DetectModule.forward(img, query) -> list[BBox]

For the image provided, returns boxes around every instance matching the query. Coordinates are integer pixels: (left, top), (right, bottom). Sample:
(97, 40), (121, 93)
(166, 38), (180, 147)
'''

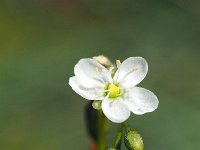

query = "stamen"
(109, 67), (114, 73)
(116, 60), (121, 67)
(114, 60), (121, 81)
(106, 91), (111, 99)
(104, 90), (109, 92)
(117, 93), (123, 97)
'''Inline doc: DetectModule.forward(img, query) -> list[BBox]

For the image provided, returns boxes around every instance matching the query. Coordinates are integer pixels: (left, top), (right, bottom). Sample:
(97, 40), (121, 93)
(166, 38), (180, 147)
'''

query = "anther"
(116, 60), (121, 67)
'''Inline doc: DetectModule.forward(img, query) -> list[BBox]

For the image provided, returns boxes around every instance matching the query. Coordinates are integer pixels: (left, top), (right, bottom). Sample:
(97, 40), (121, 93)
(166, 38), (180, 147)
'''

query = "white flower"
(69, 57), (159, 123)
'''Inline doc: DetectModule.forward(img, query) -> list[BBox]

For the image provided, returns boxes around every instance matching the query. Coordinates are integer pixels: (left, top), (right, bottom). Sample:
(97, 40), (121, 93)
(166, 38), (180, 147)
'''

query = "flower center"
(106, 83), (120, 99)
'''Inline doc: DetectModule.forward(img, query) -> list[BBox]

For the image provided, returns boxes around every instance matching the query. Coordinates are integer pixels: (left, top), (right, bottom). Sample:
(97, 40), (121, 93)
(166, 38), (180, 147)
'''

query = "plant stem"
(122, 121), (128, 129)
(97, 110), (106, 150)
(113, 124), (123, 150)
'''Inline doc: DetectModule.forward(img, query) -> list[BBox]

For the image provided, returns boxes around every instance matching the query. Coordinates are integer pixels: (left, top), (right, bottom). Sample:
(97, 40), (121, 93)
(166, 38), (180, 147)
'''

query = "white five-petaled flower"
(69, 57), (159, 123)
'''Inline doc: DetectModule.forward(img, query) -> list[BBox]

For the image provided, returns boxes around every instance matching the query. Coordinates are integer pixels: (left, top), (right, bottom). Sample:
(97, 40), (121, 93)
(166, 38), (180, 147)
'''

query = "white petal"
(101, 98), (130, 123)
(125, 87), (159, 115)
(69, 76), (105, 100)
(114, 57), (148, 86)
(74, 58), (111, 85)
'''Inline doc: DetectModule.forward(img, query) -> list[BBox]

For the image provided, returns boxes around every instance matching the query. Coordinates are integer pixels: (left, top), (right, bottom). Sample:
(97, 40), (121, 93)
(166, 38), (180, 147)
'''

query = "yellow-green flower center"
(107, 83), (120, 99)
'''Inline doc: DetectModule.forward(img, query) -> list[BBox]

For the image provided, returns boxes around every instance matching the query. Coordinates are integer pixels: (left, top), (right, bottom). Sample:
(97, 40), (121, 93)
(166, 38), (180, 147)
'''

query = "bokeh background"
(0, 0), (200, 149)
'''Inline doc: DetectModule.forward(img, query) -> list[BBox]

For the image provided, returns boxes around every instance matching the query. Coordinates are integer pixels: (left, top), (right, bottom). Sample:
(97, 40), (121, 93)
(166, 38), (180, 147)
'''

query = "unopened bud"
(124, 128), (144, 150)
(93, 55), (113, 68)
(92, 100), (102, 110)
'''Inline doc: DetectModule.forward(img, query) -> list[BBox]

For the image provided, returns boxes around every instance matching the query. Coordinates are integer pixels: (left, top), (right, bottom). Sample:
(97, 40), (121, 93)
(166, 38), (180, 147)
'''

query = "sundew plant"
(69, 55), (159, 150)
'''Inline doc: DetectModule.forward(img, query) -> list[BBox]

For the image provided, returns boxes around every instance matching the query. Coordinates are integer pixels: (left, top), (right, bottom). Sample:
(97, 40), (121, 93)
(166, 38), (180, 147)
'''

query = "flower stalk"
(97, 110), (107, 150)
(113, 124), (123, 150)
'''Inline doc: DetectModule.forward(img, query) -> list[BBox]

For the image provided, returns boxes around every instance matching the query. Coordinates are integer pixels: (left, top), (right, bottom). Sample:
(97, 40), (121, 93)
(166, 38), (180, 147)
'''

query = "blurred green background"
(0, 0), (200, 149)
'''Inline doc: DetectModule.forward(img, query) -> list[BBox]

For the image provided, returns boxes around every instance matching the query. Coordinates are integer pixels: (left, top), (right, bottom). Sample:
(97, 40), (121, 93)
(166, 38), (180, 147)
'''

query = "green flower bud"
(124, 128), (144, 150)
(92, 100), (102, 110)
